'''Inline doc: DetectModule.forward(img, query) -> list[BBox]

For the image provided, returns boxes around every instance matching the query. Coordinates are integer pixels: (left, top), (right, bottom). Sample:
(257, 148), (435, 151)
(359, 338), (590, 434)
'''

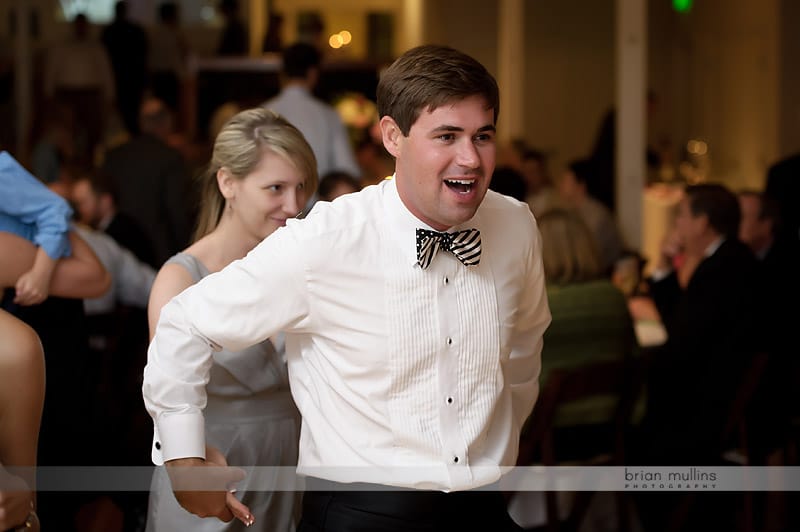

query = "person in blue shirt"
(0, 150), (76, 305)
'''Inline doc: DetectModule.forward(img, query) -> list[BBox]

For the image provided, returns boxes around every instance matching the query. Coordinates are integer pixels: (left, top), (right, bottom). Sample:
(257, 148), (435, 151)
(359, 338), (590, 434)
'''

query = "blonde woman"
(535, 207), (636, 423)
(145, 108), (317, 531)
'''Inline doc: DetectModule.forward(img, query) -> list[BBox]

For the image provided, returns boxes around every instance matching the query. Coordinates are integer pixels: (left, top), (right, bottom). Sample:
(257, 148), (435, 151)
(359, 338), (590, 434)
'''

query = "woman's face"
(228, 150), (307, 242)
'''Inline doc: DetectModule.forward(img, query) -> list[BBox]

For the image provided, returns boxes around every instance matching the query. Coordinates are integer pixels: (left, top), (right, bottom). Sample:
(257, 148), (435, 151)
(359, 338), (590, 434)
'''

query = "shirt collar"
(704, 236), (725, 258)
(382, 175), (483, 268)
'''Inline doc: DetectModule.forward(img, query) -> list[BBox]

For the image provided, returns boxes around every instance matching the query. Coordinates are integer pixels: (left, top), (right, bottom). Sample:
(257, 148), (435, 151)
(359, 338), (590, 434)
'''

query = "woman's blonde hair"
(537, 208), (603, 285)
(193, 108), (318, 241)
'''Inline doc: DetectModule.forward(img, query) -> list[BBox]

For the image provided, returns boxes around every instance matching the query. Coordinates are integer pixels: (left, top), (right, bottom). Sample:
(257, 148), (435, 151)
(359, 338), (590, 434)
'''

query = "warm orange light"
(339, 30), (352, 45)
(329, 34), (343, 49)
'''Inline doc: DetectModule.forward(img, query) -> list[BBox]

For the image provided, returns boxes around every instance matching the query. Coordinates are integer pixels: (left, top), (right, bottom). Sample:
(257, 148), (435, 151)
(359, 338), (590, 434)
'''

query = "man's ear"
(379, 116), (403, 158)
(217, 168), (236, 200)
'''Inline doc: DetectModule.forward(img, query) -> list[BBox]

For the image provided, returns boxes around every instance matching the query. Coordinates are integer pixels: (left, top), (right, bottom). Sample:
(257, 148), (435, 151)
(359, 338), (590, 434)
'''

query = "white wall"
(522, 0), (615, 178)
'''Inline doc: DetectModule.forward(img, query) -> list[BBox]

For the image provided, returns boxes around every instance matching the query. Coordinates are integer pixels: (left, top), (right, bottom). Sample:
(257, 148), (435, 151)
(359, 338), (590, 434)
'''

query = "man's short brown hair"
(377, 45), (499, 136)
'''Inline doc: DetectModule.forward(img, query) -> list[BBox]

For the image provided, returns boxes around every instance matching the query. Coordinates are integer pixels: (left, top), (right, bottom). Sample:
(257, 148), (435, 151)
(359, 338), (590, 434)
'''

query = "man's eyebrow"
(429, 124), (496, 134)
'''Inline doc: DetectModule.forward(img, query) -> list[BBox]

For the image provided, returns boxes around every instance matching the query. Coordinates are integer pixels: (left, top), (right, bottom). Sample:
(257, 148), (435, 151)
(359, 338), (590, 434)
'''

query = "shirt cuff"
(35, 233), (72, 260)
(152, 412), (206, 465)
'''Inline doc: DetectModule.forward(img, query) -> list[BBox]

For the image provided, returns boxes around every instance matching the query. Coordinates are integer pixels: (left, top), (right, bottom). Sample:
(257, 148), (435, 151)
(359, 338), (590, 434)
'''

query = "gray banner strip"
(1, 467), (798, 492)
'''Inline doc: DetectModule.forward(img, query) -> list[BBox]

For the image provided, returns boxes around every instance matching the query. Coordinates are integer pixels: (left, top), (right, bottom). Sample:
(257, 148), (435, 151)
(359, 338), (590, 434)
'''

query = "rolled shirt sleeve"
(142, 225), (311, 464)
(0, 150), (72, 258)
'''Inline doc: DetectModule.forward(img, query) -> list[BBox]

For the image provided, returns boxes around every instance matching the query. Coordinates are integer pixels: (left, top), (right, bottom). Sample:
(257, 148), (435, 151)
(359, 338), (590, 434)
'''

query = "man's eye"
(437, 134), (455, 141)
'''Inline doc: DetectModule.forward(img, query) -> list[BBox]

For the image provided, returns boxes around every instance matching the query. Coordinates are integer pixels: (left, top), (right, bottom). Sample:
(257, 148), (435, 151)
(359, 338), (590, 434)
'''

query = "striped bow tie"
(416, 228), (481, 270)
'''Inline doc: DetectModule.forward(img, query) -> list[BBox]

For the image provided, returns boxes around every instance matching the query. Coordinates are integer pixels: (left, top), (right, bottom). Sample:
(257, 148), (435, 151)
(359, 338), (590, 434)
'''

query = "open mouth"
(444, 179), (475, 194)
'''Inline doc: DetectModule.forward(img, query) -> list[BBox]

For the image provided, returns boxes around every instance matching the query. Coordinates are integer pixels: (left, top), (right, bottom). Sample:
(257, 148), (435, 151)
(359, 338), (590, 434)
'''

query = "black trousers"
(298, 481), (522, 532)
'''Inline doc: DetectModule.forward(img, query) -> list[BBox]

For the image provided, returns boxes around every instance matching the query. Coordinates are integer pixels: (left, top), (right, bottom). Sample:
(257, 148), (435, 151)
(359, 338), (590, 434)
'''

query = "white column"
(13, 0), (32, 157)
(616, 0), (646, 251)
(496, 0), (525, 144)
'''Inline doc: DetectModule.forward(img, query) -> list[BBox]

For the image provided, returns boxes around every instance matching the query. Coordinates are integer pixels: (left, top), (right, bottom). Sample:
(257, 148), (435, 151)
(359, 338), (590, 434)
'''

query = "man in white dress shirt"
(143, 44), (551, 531)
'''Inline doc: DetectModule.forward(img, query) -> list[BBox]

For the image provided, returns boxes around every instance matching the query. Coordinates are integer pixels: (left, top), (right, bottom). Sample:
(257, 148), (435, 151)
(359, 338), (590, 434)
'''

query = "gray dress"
(146, 253), (301, 532)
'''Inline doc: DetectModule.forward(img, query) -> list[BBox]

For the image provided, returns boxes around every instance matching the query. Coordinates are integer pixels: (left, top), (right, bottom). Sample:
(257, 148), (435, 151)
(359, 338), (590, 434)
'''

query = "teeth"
(445, 179), (474, 185)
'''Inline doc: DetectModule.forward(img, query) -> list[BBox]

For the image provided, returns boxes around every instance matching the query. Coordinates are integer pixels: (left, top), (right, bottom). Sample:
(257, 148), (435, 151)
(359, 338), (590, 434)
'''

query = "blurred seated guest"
(638, 183), (759, 465)
(496, 137), (526, 170)
(0, 309), (44, 532)
(557, 158), (624, 275)
(631, 184), (760, 532)
(489, 166), (527, 202)
(521, 149), (559, 217)
(527, 208), (637, 459)
(355, 138), (394, 187)
(71, 172), (156, 267)
(318, 171), (361, 202)
(738, 190), (800, 463)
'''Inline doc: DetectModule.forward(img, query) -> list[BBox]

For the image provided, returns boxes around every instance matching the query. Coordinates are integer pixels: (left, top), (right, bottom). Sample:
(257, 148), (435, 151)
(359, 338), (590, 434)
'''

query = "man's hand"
(165, 446), (254, 526)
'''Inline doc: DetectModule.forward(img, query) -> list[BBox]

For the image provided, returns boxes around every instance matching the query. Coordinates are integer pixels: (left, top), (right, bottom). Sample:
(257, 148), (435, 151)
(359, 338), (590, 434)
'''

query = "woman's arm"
(0, 309), (44, 531)
(1, 231), (111, 299)
(147, 262), (196, 341)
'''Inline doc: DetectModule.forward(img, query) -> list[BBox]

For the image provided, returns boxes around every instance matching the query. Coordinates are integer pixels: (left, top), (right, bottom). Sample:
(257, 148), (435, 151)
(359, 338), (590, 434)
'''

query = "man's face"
(738, 194), (770, 252)
(384, 95), (496, 231)
(71, 179), (100, 227)
(557, 170), (580, 202)
(673, 196), (707, 252)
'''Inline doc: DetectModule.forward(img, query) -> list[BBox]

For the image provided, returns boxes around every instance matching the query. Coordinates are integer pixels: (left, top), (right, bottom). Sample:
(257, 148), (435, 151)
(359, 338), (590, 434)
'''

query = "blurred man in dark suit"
(765, 152), (800, 244)
(101, 98), (191, 268)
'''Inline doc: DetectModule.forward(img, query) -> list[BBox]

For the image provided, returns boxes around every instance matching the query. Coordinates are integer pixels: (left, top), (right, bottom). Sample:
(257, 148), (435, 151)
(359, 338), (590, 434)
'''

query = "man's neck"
(283, 79), (312, 91)
(98, 210), (116, 231)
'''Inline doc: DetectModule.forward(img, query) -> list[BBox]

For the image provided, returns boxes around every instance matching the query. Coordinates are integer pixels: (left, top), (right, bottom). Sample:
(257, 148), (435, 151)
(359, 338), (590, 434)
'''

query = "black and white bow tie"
(416, 228), (481, 270)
